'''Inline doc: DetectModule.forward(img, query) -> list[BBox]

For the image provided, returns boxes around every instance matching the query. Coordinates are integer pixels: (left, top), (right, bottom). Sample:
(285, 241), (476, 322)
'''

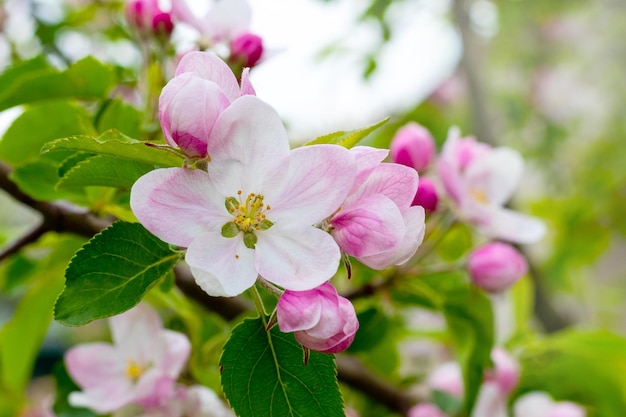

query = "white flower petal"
(466, 147), (524, 206)
(186, 232), (258, 297)
(255, 226), (341, 291)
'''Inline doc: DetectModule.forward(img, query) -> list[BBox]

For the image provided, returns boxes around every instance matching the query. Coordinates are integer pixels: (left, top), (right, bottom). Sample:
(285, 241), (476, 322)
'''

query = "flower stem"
(249, 283), (268, 319)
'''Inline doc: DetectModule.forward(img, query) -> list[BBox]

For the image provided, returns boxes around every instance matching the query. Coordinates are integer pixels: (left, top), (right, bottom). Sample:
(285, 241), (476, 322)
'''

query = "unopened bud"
(484, 347), (520, 395)
(125, 0), (174, 37)
(230, 32), (264, 68)
(390, 122), (436, 172)
(468, 242), (528, 293)
(413, 177), (438, 212)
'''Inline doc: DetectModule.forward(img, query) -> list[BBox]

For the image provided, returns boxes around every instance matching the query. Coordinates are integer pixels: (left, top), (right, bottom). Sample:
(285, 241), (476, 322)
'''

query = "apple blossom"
(484, 347), (520, 395)
(468, 242), (528, 293)
(513, 392), (586, 417)
(276, 282), (359, 354)
(65, 304), (191, 414)
(413, 177), (438, 212)
(132, 96), (356, 297)
(427, 361), (464, 399)
(125, 385), (234, 417)
(390, 122), (436, 172)
(125, 0), (174, 36)
(159, 51), (255, 158)
(407, 403), (448, 417)
(436, 127), (546, 244)
(328, 146), (426, 270)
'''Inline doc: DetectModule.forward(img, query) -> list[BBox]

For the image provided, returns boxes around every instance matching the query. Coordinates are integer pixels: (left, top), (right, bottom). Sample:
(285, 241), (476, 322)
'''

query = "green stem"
(249, 283), (268, 320)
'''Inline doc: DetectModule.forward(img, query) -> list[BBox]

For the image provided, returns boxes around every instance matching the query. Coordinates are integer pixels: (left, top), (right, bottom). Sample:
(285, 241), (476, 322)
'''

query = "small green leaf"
(305, 118), (390, 148)
(220, 317), (344, 417)
(42, 130), (184, 168)
(57, 154), (154, 189)
(0, 100), (95, 166)
(0, 56), (113, 111)
(54, 221), (182, 326)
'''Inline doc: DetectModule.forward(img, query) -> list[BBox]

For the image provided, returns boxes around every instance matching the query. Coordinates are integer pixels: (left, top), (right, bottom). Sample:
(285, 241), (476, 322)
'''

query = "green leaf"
(347, 305), (390, 352)
(0, 56), (113, 111)
(220, 317), (344, 417)
(95, 99), (142, 138)
(54, 221), (182, 326)
(443, 287), (494, 416)
(305, 118), (390, 148)
(518, 330), (626, 417)
(57, 154), (154, 189)
(0, 100), (95, 166)
(43, 130), (185, 168)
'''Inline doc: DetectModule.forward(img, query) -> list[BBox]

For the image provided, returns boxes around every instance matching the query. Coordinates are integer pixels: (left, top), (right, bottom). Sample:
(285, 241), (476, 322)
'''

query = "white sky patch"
(247, 0), (461, 141)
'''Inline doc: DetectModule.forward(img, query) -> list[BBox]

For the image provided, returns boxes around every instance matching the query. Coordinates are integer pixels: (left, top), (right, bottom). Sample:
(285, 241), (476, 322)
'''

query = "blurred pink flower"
(276, 282), (359, 354)
(514, 392), (586, 417)
(159, 51), (255, 157)
(65, 304), (191, 414)
(125, 0), (174, 36)
(137, 384), (234, 417)
(468, 242), (528, 293)
(407, 403), (448, 417)
(428, 361), (464, 399)
(437, 127), (546, 244)
(132, 96), (356, 296)
(484, 347), (520, 395)
(390, 122), (436, 172)
(329, 146), (425, 269)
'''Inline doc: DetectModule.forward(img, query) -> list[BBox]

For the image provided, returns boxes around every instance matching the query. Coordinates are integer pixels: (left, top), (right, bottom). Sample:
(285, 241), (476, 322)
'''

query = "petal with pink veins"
(465, 147), (523, 206)
(175, 51), (242, 102)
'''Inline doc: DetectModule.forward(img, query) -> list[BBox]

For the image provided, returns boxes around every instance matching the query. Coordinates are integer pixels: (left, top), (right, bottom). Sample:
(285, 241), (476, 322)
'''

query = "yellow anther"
(126, 360), (145, 382)
(470, 188), (489, 204)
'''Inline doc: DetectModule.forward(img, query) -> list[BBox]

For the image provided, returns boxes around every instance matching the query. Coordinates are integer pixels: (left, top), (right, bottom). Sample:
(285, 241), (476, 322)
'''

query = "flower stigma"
(222, 190), (273, 248)
(126, 359), (147, 382)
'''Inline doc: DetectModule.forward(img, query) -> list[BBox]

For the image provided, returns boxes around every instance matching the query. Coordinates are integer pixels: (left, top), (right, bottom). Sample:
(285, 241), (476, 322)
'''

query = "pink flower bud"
(390, 122), (436, 172)
(468, 242), (528, 293)
(276, 283), (359, 354)
(484, 347), (520, 395)
(230, 32), (264, 68)
(428, 362), (464, 399)
(407, 403), (448, 417)
(125, 0), (174, 36)
(413, 177), (438, 212)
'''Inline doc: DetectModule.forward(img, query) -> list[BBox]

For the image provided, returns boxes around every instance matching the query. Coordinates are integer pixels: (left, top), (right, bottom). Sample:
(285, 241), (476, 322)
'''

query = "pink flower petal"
(131, 168), (228, 247)
(264, 144), (356, 226)
(206, 96), (290, 194)
(175, 51), (241, 102)
(358, 205), (425, 269)
(330, 194), (404, 257)
(110, 303), (164, 360)
(471, 206), (546, 244)
(65, 343), (126, 389)
(276, 289), (324, 332)
(345, 163), (418, 211)
(255, 225), (341, 291)
(465, 147), (523, 206)
(159, 73), (231, 156)
(240, 67), (256, 96)
(185, 231), (258, 297)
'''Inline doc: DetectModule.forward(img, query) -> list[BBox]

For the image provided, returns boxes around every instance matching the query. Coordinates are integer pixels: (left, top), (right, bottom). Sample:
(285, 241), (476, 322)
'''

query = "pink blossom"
(390, 122), (436, 172)
(328, 146), (426, 269)
(513, 392), (586, 417)
(484, 347), (520, 395)
(413, 177), (438, 212)
(125, 0), (174, 36)
(276, 282), (358, 354)
(159, 51), (255, 157)
(407, 403), (448, 417)
(229, 32), (264, 68)
(468, 242), (528, 293)
(437, 127), (546, 244)
(132, 96), (356, 297)
(171, 0), (251, 45)
(427, 361), (464, 399)
(137, 385), (234, 417)
(65, 304), (191, 414)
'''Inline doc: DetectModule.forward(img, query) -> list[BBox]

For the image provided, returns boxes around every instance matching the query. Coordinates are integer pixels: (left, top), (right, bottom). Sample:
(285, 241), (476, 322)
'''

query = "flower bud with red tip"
(390, 122), (436, 172)
(468, 242), (528, 293)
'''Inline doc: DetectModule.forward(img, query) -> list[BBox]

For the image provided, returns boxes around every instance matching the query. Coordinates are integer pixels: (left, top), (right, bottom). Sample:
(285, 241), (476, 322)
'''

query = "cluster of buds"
(125, 0), (174, 38)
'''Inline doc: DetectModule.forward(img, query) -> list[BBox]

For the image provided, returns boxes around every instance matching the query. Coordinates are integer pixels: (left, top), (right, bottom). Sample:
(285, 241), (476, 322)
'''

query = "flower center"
(470, 187), (489, 204)
(126, 359), (147, 382)
(221, 190), (273, 249)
